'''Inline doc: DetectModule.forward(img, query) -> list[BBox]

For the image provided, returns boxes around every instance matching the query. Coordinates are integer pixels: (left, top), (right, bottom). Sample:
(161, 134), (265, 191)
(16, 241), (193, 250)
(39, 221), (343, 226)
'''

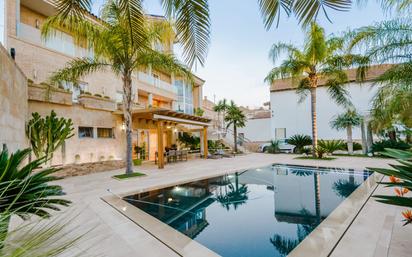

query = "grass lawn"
(295, 156), (336, 161)
(112, 172), (146, 180)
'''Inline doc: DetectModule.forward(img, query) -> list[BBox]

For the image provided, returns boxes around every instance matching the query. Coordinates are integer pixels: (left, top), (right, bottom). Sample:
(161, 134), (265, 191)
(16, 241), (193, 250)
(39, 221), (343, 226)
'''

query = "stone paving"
(21, 153), (411, 257)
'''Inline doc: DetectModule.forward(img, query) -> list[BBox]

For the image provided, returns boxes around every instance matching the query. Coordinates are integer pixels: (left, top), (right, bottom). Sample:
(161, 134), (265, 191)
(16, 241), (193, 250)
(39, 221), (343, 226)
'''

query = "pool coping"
(101, 164), (382, 257)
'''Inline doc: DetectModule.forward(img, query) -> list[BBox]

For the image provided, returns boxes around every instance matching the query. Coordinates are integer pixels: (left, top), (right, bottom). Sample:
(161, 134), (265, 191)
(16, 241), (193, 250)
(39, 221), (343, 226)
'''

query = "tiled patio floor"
(21, 153), (411, 257)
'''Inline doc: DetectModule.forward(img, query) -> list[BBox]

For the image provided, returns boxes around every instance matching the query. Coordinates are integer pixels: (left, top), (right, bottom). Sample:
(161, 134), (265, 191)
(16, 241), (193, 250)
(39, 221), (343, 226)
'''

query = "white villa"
(269, 65), (391, 141)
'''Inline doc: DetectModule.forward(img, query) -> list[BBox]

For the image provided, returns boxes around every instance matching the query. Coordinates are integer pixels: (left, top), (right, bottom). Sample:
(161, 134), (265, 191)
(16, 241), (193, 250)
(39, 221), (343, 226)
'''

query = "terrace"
(33, 153), (411, 257)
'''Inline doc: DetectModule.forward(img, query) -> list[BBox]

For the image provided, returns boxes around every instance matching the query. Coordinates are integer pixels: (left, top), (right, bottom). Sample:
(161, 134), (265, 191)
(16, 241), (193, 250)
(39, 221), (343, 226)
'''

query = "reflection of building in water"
(124, 179), (216, 238)
(237, 165), (365, 223)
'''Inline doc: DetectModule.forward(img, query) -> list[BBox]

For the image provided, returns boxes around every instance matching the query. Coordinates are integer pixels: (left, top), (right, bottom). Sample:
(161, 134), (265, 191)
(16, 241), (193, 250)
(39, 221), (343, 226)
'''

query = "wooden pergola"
(132, 108), (211, 169)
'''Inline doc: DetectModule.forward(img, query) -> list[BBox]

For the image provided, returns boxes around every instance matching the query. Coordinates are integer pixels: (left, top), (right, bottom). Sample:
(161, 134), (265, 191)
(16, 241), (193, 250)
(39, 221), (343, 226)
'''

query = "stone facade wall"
(28, 101), (126, 166)
(55, 160), (126, 178)
(0, 44), (28, 152)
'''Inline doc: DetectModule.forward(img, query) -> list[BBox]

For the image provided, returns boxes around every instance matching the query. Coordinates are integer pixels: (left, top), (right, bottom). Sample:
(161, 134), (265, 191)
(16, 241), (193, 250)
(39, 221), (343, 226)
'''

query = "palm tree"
(330, 109), (362, 154)
(224, 102), (246, 153)
(213, 98), (229, 132)
(215, 173), (249, 211)
(348, 18), (412, 135)
(42, 1), (192, 174)
(265, 23), (368, 156)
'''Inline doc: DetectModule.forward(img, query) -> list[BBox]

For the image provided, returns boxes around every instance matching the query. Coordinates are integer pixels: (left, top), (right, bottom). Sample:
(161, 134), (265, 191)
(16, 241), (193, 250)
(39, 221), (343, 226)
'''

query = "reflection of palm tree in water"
(333, 171), (360, 198)
(215, 173), (249, 211)
(270, 209), (319, 256)
(271, 172), (322, 256)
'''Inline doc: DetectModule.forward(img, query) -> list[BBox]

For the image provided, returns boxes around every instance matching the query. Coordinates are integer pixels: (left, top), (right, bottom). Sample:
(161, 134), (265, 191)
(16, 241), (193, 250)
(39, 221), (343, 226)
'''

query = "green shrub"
(287, 134), (312, 153)
(94, 93), (102, 97)
(345, 142), (362, 151)
(267, 140), (280, 154)
(314, 146), (327, 159)
(301, 147), (311, 155)
(318, 140), (346, 154)
(371, 140), (411, 153)
(104, 96), (110, 99)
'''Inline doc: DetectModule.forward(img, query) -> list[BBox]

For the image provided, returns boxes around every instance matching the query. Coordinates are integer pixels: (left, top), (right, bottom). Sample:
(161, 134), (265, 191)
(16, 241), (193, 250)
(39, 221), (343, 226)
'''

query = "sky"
(91, 1), (391, 108)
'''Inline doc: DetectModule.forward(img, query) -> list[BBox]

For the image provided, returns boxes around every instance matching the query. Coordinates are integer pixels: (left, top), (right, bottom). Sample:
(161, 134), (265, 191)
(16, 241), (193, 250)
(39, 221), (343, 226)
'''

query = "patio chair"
(181, 150), (188, 161)
(167, 150), (177, 163)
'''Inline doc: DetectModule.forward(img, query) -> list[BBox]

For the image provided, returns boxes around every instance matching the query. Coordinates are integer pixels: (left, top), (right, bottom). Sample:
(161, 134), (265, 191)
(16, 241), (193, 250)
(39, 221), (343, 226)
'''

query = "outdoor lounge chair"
(216, 149), (233, 158)
(207, 153), (222, 159)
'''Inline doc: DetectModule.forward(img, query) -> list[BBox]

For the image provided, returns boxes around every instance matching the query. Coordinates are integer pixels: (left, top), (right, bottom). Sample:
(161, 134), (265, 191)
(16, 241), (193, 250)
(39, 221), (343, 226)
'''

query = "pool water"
(124, 164), (370, 257)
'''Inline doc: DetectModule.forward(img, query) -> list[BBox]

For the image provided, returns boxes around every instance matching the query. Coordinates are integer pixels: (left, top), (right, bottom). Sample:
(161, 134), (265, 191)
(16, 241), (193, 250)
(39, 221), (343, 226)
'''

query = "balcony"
(78, 94), (117, 112)
(28, 83), (73, 106)
(18, 23), (93, 58)
(137, 72), (178, 99)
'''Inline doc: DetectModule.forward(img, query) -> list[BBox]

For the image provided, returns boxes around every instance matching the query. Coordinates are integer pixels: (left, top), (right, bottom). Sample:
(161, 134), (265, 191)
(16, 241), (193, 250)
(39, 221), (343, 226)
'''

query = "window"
(116, 91), (123, 103)
(97, 128), (114, 138)
(275, 128), (286, 139)
(174, 80), (194, 114)
(79, 127), (94, 138)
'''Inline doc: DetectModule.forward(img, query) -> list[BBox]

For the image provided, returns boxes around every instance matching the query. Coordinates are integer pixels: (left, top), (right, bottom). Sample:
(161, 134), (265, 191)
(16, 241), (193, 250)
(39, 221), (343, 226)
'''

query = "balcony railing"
(18, 23), (93, 58)
(137, 72), (177, 94)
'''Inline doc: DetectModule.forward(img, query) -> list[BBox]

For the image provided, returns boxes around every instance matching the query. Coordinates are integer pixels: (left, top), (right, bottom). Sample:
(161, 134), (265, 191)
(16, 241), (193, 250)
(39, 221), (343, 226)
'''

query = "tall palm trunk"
(310, 86), (318, 157)
(347, 125), (353, 155)
(233, 124), (238, 153)
(314, 172), (321, 223)
(122, 71), (133, 174)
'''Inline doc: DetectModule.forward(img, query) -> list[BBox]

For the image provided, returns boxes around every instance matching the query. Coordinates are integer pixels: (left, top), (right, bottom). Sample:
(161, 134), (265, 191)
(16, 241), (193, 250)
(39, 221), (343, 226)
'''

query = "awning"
(132, 107), (211, 126)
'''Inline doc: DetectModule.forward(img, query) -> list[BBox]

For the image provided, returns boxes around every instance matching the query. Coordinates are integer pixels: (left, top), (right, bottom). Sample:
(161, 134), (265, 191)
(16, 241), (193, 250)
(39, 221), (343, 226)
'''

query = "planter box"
(78, 94), (117, 112)
(28, 84), (73, 105)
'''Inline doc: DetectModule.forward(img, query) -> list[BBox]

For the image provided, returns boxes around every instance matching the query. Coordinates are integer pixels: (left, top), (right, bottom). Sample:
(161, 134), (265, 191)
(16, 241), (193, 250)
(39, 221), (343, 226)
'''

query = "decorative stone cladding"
(0, 44), (28, 152)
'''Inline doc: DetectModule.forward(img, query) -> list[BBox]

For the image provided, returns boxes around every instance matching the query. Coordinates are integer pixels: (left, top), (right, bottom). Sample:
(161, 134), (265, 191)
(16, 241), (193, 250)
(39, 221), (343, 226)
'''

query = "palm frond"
(258, 0), (352, 28)
(269, 42), (303, 62)
(258, 0), (292, 29)
(325, 79), (352, 107)
(162, 0), (211, 67)
(347, 18), (412, 63)
(115, 0), (146, 47)
(296, 78), (311, 103)
(49, 58), (111, 85)
(52, 0), (92, 19)
(136, 51), (192, 81)
(292, 0), (352, 27)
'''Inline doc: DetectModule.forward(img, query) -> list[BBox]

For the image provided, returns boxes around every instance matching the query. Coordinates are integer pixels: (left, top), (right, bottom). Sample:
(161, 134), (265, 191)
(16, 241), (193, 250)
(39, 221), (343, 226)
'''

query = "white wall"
(270, 82), (378, 140)
(237, 118), (271, 142)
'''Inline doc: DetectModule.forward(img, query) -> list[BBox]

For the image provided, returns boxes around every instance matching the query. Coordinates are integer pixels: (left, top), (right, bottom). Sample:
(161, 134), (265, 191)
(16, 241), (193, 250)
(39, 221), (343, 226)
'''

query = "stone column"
(360, 119), (368, 154)
(148, 93), (153, 108)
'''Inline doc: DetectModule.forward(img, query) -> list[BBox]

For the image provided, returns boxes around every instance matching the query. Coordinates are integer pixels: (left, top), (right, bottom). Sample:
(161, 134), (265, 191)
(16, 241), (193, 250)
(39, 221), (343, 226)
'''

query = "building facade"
(1, 0), (206, 166)
(269, 65), (391, 141)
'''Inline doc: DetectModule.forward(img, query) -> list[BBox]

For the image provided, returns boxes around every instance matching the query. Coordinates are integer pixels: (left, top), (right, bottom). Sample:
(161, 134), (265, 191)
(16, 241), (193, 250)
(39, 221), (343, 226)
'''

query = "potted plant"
(133, 143), (146, 166)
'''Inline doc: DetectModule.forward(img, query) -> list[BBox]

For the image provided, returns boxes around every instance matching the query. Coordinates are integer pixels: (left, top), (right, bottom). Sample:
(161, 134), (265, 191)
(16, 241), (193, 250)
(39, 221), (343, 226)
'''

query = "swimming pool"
(123, 164), (371, 257)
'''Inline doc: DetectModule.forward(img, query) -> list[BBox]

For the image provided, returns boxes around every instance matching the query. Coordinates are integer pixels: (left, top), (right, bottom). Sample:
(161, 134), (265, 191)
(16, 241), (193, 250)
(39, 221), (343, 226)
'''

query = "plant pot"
(133, 159), (142, 166)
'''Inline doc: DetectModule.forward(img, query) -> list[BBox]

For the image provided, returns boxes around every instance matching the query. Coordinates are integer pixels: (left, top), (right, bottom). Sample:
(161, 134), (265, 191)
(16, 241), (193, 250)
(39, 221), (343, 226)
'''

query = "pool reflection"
(124, 164), (370, 257)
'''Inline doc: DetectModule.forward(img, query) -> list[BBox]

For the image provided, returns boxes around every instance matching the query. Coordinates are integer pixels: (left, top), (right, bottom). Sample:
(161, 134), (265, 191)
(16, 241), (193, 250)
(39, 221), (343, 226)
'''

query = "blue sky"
(91, 1), (391, 107)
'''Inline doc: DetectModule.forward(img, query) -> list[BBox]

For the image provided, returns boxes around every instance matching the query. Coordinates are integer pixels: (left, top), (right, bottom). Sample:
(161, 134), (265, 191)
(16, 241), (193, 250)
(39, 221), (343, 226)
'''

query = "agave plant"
(287, 135), (312, 154)
(0, 149), (71, 232)
(318, 140), (346, 155)
(368, 149), (412, 225)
